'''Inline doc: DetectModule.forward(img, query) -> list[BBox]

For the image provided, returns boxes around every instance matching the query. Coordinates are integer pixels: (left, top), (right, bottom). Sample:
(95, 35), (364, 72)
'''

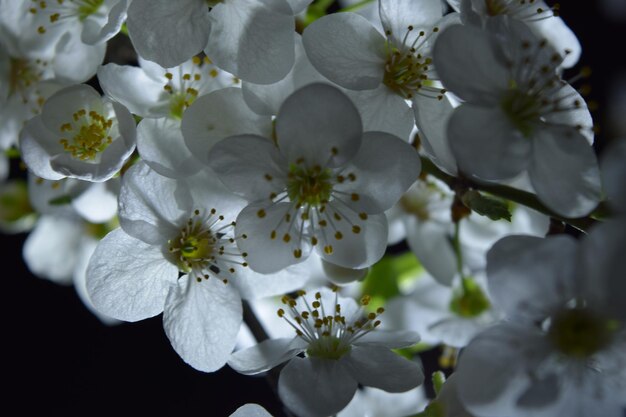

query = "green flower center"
(286, 164), (333, 207)
(307, 336), (352, 360)
(548, 308), (619, 359)
(76, 0), (104, 21)
(169, 216), (216, 274)
(501, 86), (543, 138)
(59, 109), (114, 161)
(485, 0), (509, 16)
(449, 277), (491, 318)
(383, 47), (433, 100)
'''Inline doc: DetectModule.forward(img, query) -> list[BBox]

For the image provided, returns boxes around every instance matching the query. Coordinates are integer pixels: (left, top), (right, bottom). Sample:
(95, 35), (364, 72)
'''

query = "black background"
(3, 2), (626, 416)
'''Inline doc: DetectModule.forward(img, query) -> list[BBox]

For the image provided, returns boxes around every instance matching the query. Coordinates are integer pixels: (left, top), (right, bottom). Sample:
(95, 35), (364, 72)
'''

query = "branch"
(420, 156), (604, 233)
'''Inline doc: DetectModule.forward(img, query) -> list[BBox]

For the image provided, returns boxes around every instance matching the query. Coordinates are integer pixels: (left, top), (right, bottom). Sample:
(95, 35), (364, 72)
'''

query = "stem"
(339, 0), (375, 12)
(420, 156), (601, 233)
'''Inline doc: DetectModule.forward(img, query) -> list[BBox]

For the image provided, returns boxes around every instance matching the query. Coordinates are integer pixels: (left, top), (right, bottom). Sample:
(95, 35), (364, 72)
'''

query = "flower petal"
(182, 88), (273, 163)
(206, 0), (295, 84)
(126, 0), (210, 68)
(163, 274), (242, 372)
(302, 13), (386, 90)
(229, 404), (273, 417)
(137, 118), (203, 179)
(236, 202), (312, 273)
(342, 346), (424, 392)
(86, 228), (178, 321)
(229, 337), (306, 375)
(276, 83), (363, 167)
(449, 104), (531, 180)
(487, 234), (578, 321)
(528, 126), (601, 218)
(379, 0), (443, 46)
(354, 330), (420, 349)
(234, 257), (314, 300)
(279, 356), (358, 417)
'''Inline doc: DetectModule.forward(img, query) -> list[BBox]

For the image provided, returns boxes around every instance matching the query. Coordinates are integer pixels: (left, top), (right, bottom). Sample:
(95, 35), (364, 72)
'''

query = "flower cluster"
(1, 0), (625, 416)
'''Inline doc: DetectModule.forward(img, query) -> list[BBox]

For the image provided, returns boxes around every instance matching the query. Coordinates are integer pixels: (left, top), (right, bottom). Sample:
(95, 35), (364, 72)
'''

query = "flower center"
(286, 164), (333, 207)
(277, 289), (383, 361)
(485, 0), (509, 16)
(449, 277), (491, 318)
(548, 308), (619, 359)
(168, 209), (248, 283)
(9, 58), (41, 97)
(500, 87), (542, 138)
(59, 109), (114, 161)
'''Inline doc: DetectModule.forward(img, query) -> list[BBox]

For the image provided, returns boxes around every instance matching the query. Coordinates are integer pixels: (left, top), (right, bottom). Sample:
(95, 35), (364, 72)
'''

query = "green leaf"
(461, 190), (512, 222)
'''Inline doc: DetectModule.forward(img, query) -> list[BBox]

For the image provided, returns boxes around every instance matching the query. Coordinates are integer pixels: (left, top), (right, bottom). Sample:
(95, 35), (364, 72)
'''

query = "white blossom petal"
(163, 275), (242, 372)
(86, 228), (178, 321)
(354, 330), (420, 349)
(302, 13), (386, 90)
(229, 337), (306, 375)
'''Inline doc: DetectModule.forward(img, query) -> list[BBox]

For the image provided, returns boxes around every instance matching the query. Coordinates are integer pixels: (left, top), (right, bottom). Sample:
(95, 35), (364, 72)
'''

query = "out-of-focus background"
(3, 1), (625, 416)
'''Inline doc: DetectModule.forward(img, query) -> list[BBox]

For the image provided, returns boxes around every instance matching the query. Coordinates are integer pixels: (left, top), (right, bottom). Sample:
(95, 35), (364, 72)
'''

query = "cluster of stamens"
(484, 0), (560, 21)
(501, 39), (593, 137)
(29, 0), (105, 35)
(258, 152), (368, 259)
(59, 108), (114, 161)
(277, 289), (384, 360)
(163, 56), (220, 119)
(383, 26), (446, 100)
(168, 208), (249, 284)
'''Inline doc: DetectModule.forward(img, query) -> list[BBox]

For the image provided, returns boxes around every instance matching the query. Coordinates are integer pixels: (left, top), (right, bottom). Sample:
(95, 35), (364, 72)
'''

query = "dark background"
(3, 2), (626, 416)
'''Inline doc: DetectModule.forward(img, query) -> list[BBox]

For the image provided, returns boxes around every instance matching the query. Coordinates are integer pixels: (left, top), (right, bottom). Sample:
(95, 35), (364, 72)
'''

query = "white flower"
(126, 0), (310, 83)
(447, 0), (581, 68)
(302, 0), (456, 143)
(455, 225), (626, 417)
(19, 84), (136, 182)
(338, 386), (428, 417)
(98, 56), (235, 120)
(87, 163), (310, 371)
(208, 83), (421, 273)
(229, 404), (272, 417)
(229, 288), (423, 417)
(433, 19), (601, 217)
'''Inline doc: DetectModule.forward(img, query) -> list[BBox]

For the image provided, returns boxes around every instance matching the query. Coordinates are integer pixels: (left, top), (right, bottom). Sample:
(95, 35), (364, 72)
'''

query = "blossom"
(433, 18), (601, 217)
(19, 84), (136, 182)
(446, 0), (581, 68)
(229, 404), (272, 417)
(87, 163), (310, 371)
(229, 288), (423, 417)
(208, 83), (421, 273)
(454, 224), (626, 417)
(126, 0), (311, 83)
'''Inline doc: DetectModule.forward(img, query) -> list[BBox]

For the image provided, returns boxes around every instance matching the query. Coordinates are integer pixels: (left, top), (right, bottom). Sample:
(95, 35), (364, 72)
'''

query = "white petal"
(208, 134), (285, 202)
(183, 167), (248, 217)
(456, 323), (552, 417)
(229, 337), (306, 375)
(19, 116), (65, 181)
(230, 404), (273, 417)
(354, 330), (420, 349)
(126, 0), (210, 68)
(235, 257), (314, 300)
(433, 24), (508, 104)
(345, 86), (415, 141)
(82, 0), (129, 44)
(97, 63), (167, 118)
(236, 202), (312, 273)
(404, 217), (457, 287)
(339, 131), (421, 213)
(71, 180), (119, 223)
(302, 13), (386, 90)
(276, 83), (363, 167)
(136, 118), (203, 179)
(487, 234), (578, 321)
(449, 104), (531, 180)
(379, 0), (443, 46)
(182, 88), (273, 163)
(528, 126), (601, 218)
(528, 16), (581, 69)
(321, 260), (369, 285)
(284, 0), (313, 13)
(118, 162), (187, 244)
(206, 0), (295, 84)
(413, 94), (458, 175)
(53, 32), (105, 83)
(86, 228), (178, 321)
(342, 346), (424, 392)
(163, 275), (242, 372)
(543, 84), (594, 144)
(23, 216), (83, 284)
(316, 211), (388, 270)
(279, 357), (358, 417)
